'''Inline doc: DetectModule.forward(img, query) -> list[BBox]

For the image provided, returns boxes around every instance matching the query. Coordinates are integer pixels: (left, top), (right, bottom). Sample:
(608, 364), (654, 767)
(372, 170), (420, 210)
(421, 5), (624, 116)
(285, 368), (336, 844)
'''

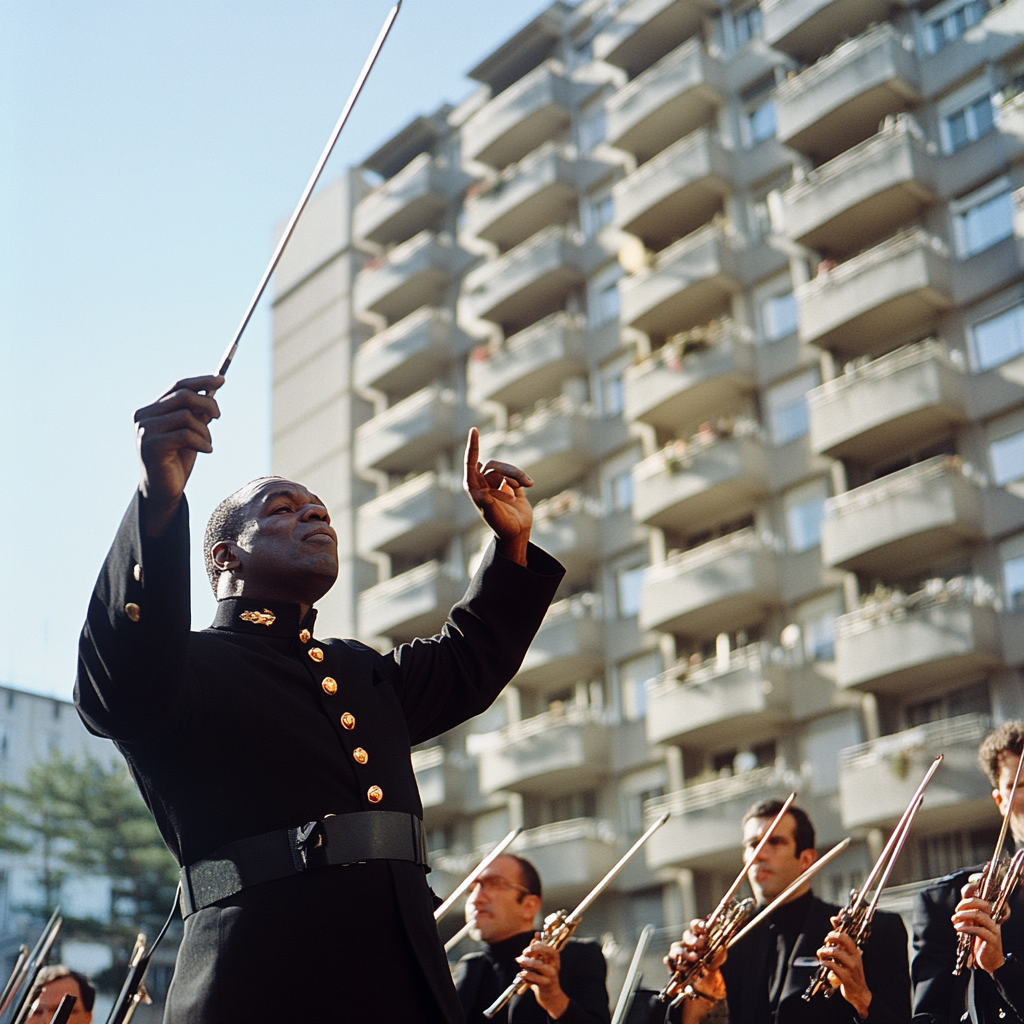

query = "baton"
(215, 1), (402, 379)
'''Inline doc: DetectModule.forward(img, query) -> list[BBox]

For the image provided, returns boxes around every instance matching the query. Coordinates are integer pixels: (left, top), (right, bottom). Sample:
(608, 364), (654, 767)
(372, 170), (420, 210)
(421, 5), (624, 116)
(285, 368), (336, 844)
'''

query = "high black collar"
(211, 597), (318, 639)
(483, 931), (536, 965)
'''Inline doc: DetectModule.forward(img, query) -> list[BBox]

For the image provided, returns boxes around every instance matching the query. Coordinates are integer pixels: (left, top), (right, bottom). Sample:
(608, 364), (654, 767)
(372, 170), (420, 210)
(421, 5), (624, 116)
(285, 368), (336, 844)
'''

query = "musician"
(911, 720), (1024, 1023)
(453, 853), (611, 1023)
(23, 966), (95, 1024)
(75, 376), (564, 1023)
(666, 799), (911, 1023)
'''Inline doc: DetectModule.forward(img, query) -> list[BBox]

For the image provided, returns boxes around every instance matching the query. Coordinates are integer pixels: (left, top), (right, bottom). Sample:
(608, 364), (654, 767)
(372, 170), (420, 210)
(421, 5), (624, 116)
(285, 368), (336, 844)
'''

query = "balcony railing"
(513, 592), (604, 689)
(528, 489), (603, 578)
(593, 0), (711, 78)
(763, 0), (907, 61)
(623, 319), (756, 432)
(822, 456), (984, 572)
(358, 560), (468, 642)
(796, 228), (953, 355)
(412, 745), (479, 821)
(606, 38), (724, 163)
(808, 339), (967, 460)
(515, 817), (620, 900)
(839, 714), (994, 829)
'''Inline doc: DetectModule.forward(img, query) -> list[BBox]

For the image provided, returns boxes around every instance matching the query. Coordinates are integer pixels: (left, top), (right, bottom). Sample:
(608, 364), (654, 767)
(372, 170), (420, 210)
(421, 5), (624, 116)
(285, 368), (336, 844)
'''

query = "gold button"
(340, 712), (356, 730)
(321, 677), (337, 696)
(299, 629), (311, 643)
(133, 564), (142, 582)
(308, 647), (324, 663)
(367, 785), (383, 803)
(125, 603), (141, 622)
(353, 747), (369, 765)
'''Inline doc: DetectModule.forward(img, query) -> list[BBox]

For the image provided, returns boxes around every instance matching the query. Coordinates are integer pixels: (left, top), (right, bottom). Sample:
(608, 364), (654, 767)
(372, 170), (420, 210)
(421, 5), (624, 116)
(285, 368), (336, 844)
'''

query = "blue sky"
(0, 1), (550, 700)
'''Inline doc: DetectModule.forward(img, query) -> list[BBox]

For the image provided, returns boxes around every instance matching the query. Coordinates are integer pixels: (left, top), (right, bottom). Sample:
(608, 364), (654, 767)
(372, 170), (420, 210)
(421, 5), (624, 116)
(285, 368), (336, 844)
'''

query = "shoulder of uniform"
(456, 949), (487, 965)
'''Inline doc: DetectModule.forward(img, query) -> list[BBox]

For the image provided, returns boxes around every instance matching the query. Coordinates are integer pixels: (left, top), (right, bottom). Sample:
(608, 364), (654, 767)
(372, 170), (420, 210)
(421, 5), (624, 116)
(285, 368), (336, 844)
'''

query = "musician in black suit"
(453, 853), (611, 1023)
(911, 721), (1024, 1023)
(666, 799), (911, 1023)
(75, 375), (564, 1023)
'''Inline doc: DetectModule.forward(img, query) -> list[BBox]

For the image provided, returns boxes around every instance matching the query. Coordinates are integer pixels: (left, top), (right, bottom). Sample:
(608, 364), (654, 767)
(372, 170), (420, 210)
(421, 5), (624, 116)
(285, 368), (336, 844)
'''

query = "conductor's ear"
(211, 541), (241, 573)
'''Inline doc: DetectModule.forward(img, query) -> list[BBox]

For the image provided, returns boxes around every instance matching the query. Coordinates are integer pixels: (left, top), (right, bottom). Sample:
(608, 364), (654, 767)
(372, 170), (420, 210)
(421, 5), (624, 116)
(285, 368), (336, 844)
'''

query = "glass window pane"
(617, 566), (646, 617)
(1005, 554), (1024, 611)
(786, 497), (825, 552)
(990, 430), (1024, 486)
(749, 100), (776, 143)
(973, 304), (1024, 370)
(764, 292), (798, 340)
(961, 191), (1014, 255)
(972, 95), (995, 137)
(947, 109), (969, 151)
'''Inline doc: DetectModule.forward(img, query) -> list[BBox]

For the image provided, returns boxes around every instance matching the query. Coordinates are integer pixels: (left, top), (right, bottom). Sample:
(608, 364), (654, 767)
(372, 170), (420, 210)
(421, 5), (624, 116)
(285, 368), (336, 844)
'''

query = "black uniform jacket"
(453, 934), (610, 1024)
(716, 893), (911, 1024)
(75, 492), (564, 1024)
(911, 867), (1024, 1023)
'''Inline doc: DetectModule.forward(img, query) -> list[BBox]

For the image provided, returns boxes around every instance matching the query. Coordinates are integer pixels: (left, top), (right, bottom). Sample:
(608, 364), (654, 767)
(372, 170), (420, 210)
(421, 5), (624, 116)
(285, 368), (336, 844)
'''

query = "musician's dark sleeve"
(555, 941), (611, 1024)
(992, 953), (1024, 1021)
(860, 910), (912, 1023)
(911, 882), (962, 1023)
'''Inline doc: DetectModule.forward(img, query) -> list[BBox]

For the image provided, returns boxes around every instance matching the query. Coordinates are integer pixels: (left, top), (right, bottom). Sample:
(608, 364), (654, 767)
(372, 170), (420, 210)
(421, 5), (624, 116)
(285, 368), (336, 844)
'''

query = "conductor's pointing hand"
(463, 427), (533, 566)
(135, 375), (223, 537)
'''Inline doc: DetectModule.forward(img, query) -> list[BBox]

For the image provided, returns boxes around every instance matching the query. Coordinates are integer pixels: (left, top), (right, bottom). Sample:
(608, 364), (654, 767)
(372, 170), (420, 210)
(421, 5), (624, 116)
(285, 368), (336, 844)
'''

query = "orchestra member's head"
(741, 799), (817, 905)
(979, 720), (1024, 841)
(23, 966), (95, 1024)
(465, 854), (543, 944)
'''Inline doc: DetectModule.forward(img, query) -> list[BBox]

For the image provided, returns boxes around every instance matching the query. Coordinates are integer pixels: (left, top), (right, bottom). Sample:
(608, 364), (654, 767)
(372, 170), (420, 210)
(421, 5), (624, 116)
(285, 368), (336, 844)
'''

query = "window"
(748, 100), (777, 144)
(620, 652), (661, 722)
(973, 302), (1024, 370)
(604, 374), (624, 415)
(925, 0), (987, 53)
(581, 191), (615, 239)
(612, 471), (634, 511)
(579, 101), (607, 152)
(990, 430), (1024, 486)
(784, 478), (828, 553)
(955, 182), (1014, 257)
(942, 93), (995, 153)
(763, 291), (798, 341)
(590, 263), (623, 326)
(766, 369), (817, 445)
(798, 592), (842, 662)
(1002, 534), (1024, 611)
(617, 564), (646, 617)
(733, 4), (763, 46)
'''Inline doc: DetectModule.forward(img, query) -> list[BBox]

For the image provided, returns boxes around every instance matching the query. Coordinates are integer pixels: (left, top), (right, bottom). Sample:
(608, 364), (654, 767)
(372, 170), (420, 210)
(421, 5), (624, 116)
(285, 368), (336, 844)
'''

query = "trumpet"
(483, 813), (669, 1019)
(803, 755), (943, 1002)
(954, 748), (1024, 975)
(660, 793), (796, 1005)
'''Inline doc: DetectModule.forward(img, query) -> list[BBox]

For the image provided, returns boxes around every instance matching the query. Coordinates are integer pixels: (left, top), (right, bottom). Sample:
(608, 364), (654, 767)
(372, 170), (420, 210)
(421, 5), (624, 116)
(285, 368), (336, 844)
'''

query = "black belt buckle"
(288, 820), (321, 871)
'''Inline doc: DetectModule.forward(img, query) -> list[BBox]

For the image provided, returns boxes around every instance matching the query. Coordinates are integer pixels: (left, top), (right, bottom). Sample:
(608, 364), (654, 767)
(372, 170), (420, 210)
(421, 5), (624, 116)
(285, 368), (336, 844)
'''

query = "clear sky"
(0, 1), (551, 701)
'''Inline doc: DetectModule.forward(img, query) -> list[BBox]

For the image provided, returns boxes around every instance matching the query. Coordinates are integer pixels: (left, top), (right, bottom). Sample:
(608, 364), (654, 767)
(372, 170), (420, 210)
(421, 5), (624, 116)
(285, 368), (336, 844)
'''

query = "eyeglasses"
(470, 875), (531, 897)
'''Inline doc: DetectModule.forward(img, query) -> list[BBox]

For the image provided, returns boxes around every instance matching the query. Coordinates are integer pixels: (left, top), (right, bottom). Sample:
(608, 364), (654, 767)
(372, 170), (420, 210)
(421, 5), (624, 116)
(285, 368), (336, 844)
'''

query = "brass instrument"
(483, 813), (669, 1019)
(434, 827), (521, 924)
(954, 748), (1024, 975)
(660, 793), (797, 1006)
(1, 907), (62, 1022)
(803, 755), (943, 1002)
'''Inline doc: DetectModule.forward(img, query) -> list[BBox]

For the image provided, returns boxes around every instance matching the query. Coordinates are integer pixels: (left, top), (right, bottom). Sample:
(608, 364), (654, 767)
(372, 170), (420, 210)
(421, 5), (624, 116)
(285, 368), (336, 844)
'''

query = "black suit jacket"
(75, 492), (564, 1024)
(718, 894), (911, 1024)
(454, 937), (611, 1024)
(911, 868), (1024, 1023)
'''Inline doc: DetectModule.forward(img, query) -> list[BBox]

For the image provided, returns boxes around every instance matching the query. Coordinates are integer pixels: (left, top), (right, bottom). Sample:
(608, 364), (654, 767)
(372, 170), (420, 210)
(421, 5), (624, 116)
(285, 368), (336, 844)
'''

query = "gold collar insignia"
(240, 608), (277, 627)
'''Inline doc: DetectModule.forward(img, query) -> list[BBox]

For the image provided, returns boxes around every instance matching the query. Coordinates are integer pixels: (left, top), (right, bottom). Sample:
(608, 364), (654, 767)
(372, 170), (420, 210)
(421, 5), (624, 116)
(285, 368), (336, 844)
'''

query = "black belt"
(179, 810), (428, 917)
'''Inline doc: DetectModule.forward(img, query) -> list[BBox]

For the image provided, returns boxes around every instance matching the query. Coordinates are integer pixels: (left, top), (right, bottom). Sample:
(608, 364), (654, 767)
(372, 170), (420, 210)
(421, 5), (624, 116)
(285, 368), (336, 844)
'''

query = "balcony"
(513, 593), (604, 690)
(782, 119), (938, 255)
(839, 714), (994, 831)
(358, 560), (468, 642)
(623, 320), (756, 434)
(620, 224), (741, 338)
(354, 385), (463, 474)
(464, 143), (590, 251)
(632, 427), (770, 536)
(606, 39), (724, 164)
(612, 128), (732, 249)
(484, 397), (602, 499)
(639, 528), (780, 640)
(514, 818), (620, 903)
(353, 153), (459, 248)
(462, 63), (572, 169)
(808, 340), (968, 461)
(356, 472), (475, 559)
(353, 308), (467, 398)
(478, 708), (610, 794)
(796, 229), (953, 357)
(413, 746), (480, 823)
(353, 231), (467, 325)
(822, 457), (985, 574)
(644, 767), (790, 870)
(467, 312), (587, 410)
(764, 0), (909, 61)
(529, 491), (602, 579)
(646, 644), (793, 748)
(593, 0), (712, 78)
(834, 580), (1003, 693)
(775, 25), (921, 161)
(462, 225), (591, 333)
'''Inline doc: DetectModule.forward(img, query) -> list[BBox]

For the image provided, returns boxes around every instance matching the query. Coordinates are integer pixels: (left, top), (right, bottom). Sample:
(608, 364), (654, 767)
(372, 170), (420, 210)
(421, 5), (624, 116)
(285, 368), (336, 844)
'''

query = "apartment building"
(270, 0), (1024, 992)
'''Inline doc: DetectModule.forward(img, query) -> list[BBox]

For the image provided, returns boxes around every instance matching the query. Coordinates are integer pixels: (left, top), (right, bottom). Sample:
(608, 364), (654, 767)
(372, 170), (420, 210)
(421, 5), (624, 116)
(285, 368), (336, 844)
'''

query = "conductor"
(75, 375), (565, 1023)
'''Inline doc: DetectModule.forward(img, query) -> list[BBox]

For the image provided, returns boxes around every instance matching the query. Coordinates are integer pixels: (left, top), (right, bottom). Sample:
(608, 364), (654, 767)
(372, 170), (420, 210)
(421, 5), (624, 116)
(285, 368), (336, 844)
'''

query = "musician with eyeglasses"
(452, 854), (611, 1023)
(911, 721), (1024, 1023)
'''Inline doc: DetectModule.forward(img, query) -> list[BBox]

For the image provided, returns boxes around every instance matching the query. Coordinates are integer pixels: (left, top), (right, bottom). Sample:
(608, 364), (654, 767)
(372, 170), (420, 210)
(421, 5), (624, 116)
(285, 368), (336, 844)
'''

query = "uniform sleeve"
(911, 884), (963, 1023)
(860, 911), (912, 1023)
(75, 491), (193, 741)
(384, 540), (565, 745)
(557, 941), (611, 1024)
(992, 953), (1024, 1021)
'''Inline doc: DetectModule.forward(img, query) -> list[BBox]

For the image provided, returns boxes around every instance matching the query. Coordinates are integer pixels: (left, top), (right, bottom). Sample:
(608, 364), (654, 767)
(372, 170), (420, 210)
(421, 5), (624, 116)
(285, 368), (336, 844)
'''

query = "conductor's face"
(743, 813), (816, 905)
(214, 478), (339, 604)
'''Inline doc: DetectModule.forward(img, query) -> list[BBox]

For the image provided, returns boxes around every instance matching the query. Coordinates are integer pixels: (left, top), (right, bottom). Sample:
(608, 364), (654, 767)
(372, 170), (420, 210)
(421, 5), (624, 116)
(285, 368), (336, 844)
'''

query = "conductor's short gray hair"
(203, 477), (277, 595)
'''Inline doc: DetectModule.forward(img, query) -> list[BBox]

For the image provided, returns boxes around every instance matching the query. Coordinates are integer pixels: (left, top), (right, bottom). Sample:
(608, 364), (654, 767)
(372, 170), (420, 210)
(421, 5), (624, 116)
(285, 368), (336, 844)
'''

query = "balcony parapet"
(593, 0), (712, 78)
(763, 0), (911, 60)
(515, 592), (605, 688)
(529, 489), (603, 577)
(358, 559), (469, 642)
(646, 764), (779, 821)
